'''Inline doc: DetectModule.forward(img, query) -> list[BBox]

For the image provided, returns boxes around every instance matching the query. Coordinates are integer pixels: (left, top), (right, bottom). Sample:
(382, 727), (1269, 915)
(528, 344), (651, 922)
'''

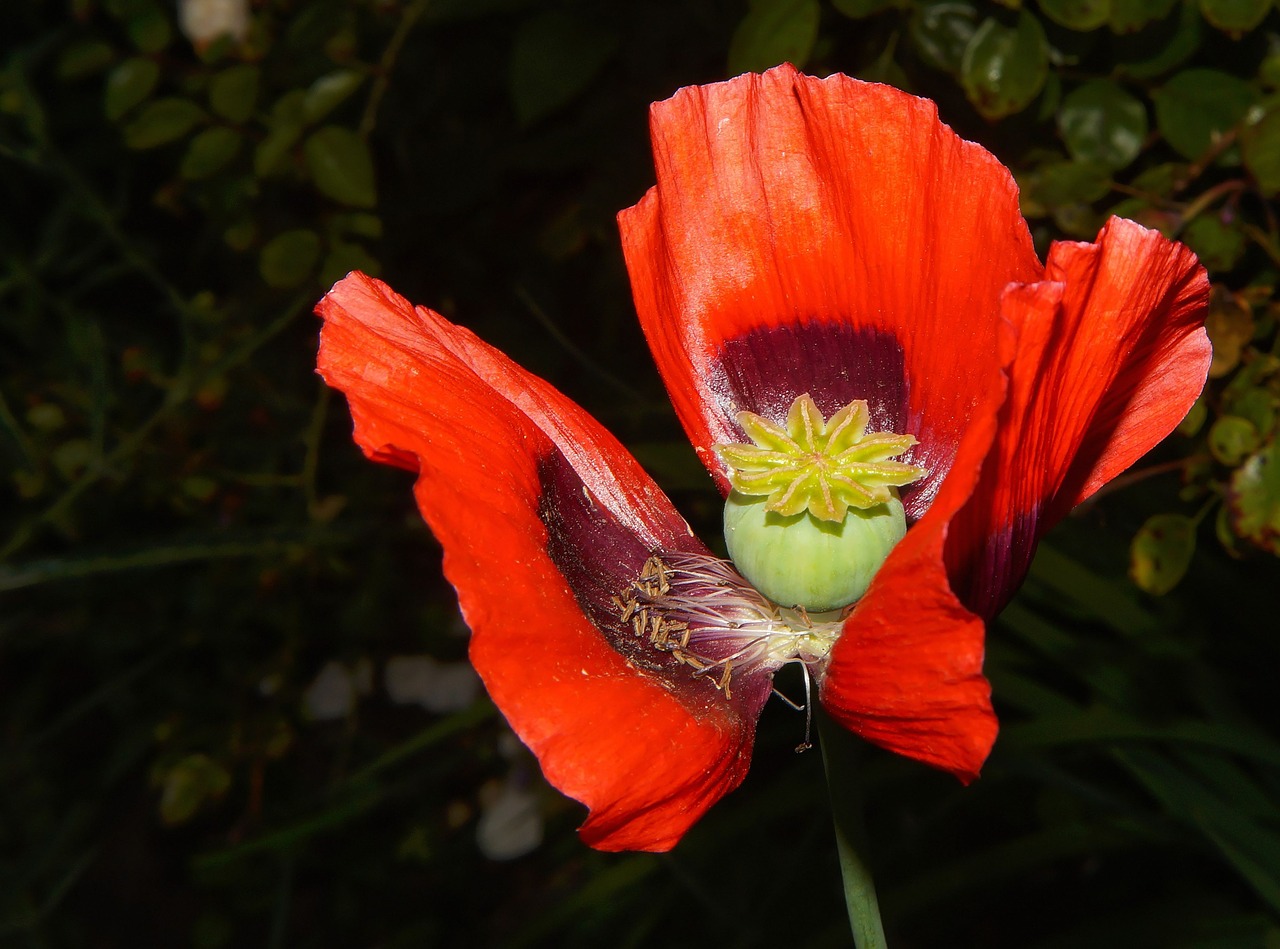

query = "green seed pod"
(722, 489), (907, 611)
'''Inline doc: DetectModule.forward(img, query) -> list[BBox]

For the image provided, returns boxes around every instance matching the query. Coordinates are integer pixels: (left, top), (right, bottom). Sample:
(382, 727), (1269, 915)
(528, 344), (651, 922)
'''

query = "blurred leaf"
(1205, 288), (1255, 376)
(1154, 68), (1258, 160)
(910, 0), (982, 73)
(834, 0), (898, 17)
(254, 89), (307, 176)
(1039, 0), (1112, 30)
(1130, 513), (1196, 594)
(303, 69), (366, 123)
(320, 240), (381, 287)
(1178, 396), (1208, 435)
(1058, 79), (1147, 169)
(508, 11), (619, 125)
(728, 0), (821, 74)
(56, 39), (116, 80)
(104, 57), (159, 121)
(1022, 159), (1112, 215)
(1198, 0), (1270, 33)
(121, 96), (205, 149)
(127, 5), (171, 54)
(1183, 215), (1245, 272)
(1114, 0), (1201, 77)
(1108, 0), (1180, 30)
(960, 10), (1050, 119)
(1119, 750), (1280, 915)
(334, 212), (383, 240)
(259, 229), (321, 288)
(1209, 415), (1260, 465)
(1231, 388), (1277, 439)
(208, 64), (259, 123)
(303, 126), (377, 208)
(1242, 103), (1280, 195)
(158, 753), (230, 826)
(1228, 439), (1280, 553)
(1129, 160), (1184, 196)
(1261, 54), (1280, 89)
(1027, 543), (1161, 637)
(180, 126), (241, 180)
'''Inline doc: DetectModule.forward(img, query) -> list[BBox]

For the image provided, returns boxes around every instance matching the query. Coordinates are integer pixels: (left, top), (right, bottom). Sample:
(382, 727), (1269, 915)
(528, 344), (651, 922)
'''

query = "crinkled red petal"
(819, 372), (1001, 782)
(618, 64), (1041, 516)
(947, 217), (1211, 618)
(316, 272), (770, 852)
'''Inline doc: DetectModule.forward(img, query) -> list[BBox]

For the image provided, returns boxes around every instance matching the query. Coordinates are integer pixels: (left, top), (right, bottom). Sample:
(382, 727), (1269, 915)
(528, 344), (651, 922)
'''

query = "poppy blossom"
(316, 65), (1210, 853)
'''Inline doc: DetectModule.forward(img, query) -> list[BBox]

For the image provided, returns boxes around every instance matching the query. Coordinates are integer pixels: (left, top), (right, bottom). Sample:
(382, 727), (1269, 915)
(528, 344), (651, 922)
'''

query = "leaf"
(303, 70), (366, 123)
(910, 0), (982, 73)
(1228, 440), (1280, 553)
(1118, 749), (1280, 915)
(1198, 0), (1271, 33)
(209, 64), (259, 123)
(1022, 159), (1112, 213)
(303, 126), (377, 208)
(121, 97), (205, 149)
(1038, 0), (1111, 30)
(960, 10), (1050, 119)
(1209, 415), (1260, 465)
(320, 240), (381, 287)
(57, 39), (116, 80)
(1130, 513), (1196, 594)
(1153, 68), (1258, 160)
(157, 753), (231, 826)
(1058, 79), (1148, 169)
(833, 0), (897, 19)
(104, 57), (159, 121)
(127, 5), (172, 54)
(1242, 104), (1280, 195)
(1182, 215), (1245, 272)
(1204, 288), (1255, 377)
(728, 0), (821, 75)
(1229, 388), (1277, 440)
(254, 90), (307, 177)
(1108, 0), (1180, 31)
(258, 229), (321, 289)
(180, 126), (241, 180)
(1114, 0), (1201, 77)
(508, 12), (619, 126)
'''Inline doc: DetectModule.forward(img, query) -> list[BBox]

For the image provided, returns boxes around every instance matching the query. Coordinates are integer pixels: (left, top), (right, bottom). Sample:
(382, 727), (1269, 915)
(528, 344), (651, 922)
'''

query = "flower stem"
(817, 709), (888, 948)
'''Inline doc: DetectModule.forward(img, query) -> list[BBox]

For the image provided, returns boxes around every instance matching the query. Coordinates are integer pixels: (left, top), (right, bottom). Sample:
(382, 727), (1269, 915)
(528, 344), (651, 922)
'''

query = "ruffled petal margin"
(316, 272), (769, 852)
(618, 64), (1040, 520)
(947, 217), (1211, 619)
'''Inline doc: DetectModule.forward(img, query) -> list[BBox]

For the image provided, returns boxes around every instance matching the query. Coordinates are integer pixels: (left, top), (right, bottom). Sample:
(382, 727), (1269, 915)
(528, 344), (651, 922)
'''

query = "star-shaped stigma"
(718, 394), (927, 523)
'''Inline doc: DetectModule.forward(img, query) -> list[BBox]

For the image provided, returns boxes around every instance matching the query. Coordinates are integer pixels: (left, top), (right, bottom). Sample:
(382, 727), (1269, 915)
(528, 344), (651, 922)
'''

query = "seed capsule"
(722, 489), (907, 611)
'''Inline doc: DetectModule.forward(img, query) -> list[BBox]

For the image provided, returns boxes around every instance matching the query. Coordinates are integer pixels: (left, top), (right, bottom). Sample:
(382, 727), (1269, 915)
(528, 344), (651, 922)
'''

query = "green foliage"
(960, 10), (1050, 119)
(3, 0), (1280, 945)
(727, 0), (821, 74)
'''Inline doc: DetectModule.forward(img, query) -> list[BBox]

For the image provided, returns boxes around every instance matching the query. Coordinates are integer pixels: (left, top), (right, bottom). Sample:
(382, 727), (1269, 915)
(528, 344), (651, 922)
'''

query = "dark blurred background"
(3, 0), (1280, 945)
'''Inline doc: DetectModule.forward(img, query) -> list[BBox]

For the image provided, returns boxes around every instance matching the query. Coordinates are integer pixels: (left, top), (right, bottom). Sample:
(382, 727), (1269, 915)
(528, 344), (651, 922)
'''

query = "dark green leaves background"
(2, 0), (1279, 946)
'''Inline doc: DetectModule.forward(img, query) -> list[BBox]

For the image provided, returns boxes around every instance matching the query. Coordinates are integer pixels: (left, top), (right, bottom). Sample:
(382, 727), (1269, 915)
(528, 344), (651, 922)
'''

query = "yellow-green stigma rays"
(716, 395), (928, 612)
(719, 394), (926, 523)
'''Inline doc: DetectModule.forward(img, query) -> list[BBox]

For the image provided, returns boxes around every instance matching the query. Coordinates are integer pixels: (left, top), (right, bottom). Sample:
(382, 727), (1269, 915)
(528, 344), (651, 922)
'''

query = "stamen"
(614, 552), (844, 701)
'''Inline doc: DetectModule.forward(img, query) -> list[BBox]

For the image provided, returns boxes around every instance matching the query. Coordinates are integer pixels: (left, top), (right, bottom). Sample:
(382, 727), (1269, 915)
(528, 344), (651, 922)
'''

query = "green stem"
(817, 709), (888, 948)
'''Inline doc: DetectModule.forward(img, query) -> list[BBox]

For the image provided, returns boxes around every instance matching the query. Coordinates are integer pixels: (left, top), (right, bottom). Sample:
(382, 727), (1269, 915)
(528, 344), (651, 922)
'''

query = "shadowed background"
(2, 0), (1280, 945)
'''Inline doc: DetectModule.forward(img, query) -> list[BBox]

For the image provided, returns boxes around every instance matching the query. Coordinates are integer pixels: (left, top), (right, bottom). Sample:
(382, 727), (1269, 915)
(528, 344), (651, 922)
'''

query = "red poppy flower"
(316, 65), (1210, 853)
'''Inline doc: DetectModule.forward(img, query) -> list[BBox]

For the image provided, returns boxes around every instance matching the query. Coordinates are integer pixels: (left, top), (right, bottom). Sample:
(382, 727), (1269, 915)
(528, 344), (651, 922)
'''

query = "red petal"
(618, 64), (1041, 504)
(316, 272), (767, 852)
(947, 217), (1211, 617)
(820, 382), (1000, 782)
